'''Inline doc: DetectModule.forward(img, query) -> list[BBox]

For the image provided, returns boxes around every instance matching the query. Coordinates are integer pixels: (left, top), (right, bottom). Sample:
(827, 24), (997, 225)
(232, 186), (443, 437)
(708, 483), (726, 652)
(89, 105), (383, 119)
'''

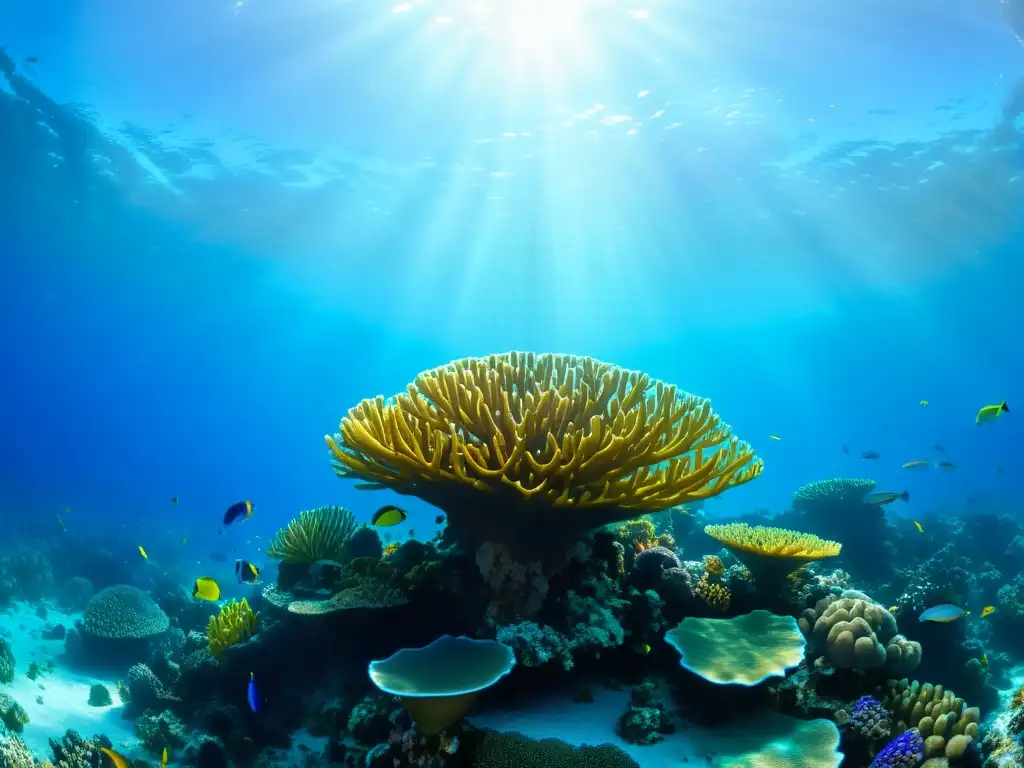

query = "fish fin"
(1002, 401), (1010, 413)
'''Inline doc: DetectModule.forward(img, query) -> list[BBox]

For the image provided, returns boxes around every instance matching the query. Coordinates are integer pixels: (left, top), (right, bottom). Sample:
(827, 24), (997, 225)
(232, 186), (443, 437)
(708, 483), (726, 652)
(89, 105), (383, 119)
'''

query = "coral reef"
(86, 685), (111, 707)
(0, 639), (12, 684)
(82, 585), (169, 639)
(881, 678), (980, 762)
(704, 523), (841, 585)
(0, 694), (29, 734)
(206, 599), (259, 658)
(325, 352), (762, 553)
(471, 731), (641, 768)
(266, 505), (357, 564)
(870, 729), (923, 768)
(616, 682), (674, 744)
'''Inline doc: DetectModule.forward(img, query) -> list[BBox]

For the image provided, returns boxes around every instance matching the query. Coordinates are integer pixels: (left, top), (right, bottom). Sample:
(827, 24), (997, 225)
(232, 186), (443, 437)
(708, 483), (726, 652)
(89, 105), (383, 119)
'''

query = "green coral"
(266, 505), (357, 564)
(0, 694), (29, 733)
(87, 685), (111, 707)
(0, 638), (13, 684)
(0, 734), (34, 768)
(792, 477), (877, 506)
(83, 585), (170, 639)
(473, 731), (640, 768)
(207, 599), (259, 659)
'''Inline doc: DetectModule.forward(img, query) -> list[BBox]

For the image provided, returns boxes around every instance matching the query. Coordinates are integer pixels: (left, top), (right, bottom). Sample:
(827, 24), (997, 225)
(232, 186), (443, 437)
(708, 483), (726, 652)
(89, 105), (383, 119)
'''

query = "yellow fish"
(913, 521), (924, 533)
(138, 545), (148, 560)
(371, 505), (408, 527)
(888, 605), (900, 614)
(162, 747), (168, 768)
(56, 515), (67, 532)
(920, 400), (928, 406)
(769, 435), (781, 440)
(192, 577), (220, 601)
(100, 748), (130, 768)
(632, 642), (651, 655)
(981, 605), (996, 618)
(976, 401), (1010, 425)
(181, 537), (187, 545)
(981, 654), (989, 669)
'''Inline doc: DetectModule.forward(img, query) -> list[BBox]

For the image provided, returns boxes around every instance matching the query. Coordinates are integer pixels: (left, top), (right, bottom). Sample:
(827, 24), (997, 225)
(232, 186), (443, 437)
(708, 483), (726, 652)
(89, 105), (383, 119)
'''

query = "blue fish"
(221, 500), (254, 532)
(247, 672), (260, 713)
(919, 604), (968, 623)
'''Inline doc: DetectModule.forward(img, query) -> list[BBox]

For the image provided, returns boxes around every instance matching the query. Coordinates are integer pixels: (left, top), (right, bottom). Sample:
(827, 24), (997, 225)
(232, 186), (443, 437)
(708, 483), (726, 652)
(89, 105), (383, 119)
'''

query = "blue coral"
(847, 696), (891, 742)
(870, 729), (923, 768)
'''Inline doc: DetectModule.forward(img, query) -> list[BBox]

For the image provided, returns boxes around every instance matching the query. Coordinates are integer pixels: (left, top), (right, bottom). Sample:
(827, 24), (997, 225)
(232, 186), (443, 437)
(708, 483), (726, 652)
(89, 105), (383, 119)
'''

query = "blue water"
(1, 0), (1022, 560)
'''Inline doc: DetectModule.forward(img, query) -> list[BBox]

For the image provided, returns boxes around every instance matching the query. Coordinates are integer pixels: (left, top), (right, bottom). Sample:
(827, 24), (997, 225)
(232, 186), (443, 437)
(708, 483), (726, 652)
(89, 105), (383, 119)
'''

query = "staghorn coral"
(206, 599), (259, 658)
(799, 591), (921, 674)
(325, 352), (762, 552)
(82, 585), (169, 639)
(266, 505), (357, 564)
(704, 523), (841, 584)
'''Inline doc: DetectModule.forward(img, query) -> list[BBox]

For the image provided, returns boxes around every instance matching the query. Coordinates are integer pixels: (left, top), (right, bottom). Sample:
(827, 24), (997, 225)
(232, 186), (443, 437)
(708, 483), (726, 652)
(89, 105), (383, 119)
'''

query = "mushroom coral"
(664, 610), (806, 686)
(368, 635), (515, 734)
(704, 523), (841, 585)
(326, 352), (762, 553)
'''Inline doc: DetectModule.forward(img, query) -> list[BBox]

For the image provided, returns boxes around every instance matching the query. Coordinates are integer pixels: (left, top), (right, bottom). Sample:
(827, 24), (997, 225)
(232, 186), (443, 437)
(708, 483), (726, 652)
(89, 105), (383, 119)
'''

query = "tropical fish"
(862, 451), (881, 460)
(64, 506), (71, 513)
(171, 497), (179, 505)
(56, 515), (67, 532)
(247, 672), (260, 713)
(841, 444), (849, 453)
(919, 604), (968, 623)
(632, 642), (651, 655)
(138, 545), (148, 560)
(913, 521), (924, 533)
(222, 500), (254, 530)
(902, 460), (931, 470)
(888, 605), (900, 614)
(933, 444), (945, 452)
(100, 748), (130, 768)
(980, 653), (988, 669)
(209, 551), (228, 562)
(981, 605), (996, 618)
(162, 747), (168, 768)
(937, 461), (957, 471)
(235, 559), (260, 584)
(371, 505), (408, 527)
(181, 537), (187, 545)
(26, 56), (38, 64)
(769, 435), (781, 440)
(920, 400), (928, 406)
(976, 401), (1010, 425)
(192, 577), (221, 601)
(434, 514), (445, 525)
(864, 491), (909, 505)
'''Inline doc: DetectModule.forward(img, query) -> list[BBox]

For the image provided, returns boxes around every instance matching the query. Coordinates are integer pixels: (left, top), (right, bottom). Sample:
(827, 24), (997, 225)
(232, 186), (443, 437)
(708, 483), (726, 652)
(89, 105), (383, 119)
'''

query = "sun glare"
(466, 0), (586, 53)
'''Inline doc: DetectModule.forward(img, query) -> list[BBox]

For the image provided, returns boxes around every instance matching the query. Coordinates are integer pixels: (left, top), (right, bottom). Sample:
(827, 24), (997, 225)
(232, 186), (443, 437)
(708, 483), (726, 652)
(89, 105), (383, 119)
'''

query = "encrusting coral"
(325, 352), (762, 552)
(206, 598), (259, 658)
(704, 523), (842, 585)
(266, 505), (357, 564)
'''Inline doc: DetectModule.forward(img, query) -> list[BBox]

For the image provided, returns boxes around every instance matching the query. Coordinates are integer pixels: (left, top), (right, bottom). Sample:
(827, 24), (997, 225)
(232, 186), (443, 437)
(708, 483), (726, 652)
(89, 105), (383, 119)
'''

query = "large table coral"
(325, 352), (762, 552)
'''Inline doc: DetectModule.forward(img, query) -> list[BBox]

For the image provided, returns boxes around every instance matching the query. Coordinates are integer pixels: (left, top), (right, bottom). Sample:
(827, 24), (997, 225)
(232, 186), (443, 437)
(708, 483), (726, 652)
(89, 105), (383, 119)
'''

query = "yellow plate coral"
(325, 352), (762, 553)
(704, 523), (841, 585)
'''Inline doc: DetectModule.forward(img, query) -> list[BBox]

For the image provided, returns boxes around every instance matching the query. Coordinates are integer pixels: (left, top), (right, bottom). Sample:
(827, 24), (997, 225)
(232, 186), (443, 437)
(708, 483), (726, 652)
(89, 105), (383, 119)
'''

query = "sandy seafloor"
(0, 599), (854, 768)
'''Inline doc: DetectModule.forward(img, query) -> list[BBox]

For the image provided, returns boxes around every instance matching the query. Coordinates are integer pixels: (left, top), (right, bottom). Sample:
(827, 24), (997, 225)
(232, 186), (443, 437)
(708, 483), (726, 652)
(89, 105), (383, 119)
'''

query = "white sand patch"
(0, 601), (141, 760)
(468, 682), (704, 768)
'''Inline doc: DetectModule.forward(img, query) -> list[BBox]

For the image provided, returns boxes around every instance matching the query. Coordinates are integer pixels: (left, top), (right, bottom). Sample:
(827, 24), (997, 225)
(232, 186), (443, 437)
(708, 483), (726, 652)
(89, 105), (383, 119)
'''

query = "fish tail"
(1001, 401), (1010, 413)
(900, 491), (910, 502)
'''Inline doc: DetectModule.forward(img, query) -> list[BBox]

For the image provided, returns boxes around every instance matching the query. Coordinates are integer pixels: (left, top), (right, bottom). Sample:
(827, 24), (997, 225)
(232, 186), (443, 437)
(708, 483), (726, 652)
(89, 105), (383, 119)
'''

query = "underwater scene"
(2, 1), (1024, 767)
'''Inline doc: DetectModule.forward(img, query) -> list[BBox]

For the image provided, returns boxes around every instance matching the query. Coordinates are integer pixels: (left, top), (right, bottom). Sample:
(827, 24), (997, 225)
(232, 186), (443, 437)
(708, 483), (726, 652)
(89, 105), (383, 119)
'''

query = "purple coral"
(847, 696), (891, 744)
(870, 729), (923, 768)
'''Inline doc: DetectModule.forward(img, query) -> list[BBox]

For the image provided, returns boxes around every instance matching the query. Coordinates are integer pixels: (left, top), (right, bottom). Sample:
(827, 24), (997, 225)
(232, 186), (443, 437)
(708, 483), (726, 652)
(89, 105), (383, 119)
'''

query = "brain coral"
(793, 478), (877, 506)
(473, 731), (641, 768)
(325, 352), (762, 553)
(799, 590), (920, 674)
(83, 585), (169, 639)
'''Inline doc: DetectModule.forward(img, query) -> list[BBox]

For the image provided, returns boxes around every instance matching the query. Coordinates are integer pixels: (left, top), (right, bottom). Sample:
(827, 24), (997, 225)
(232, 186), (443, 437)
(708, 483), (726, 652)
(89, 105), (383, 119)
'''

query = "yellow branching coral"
(704, 523), (841, 585)
(266, 505), (357, 564)
(696, 573), (731, 612)
(703, 555), (725, 576)
(207, 598), (259, 659)
(325, 353), (762, 552)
